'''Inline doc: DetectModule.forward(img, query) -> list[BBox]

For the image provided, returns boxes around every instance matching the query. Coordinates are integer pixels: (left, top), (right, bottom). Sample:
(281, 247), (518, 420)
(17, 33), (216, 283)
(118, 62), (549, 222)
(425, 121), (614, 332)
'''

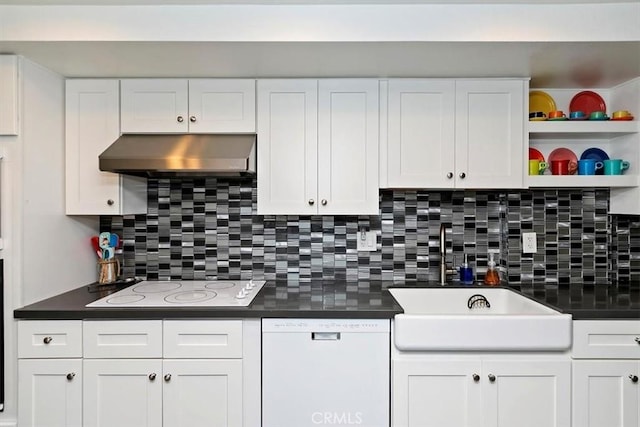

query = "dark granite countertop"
(13, 281), (403, 320)
(13, 280), (639, 320)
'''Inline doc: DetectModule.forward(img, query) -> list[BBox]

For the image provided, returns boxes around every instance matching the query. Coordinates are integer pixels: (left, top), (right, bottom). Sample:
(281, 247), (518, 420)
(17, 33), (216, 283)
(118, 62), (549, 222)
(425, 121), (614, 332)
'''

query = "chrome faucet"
(439, 223), (457, 285)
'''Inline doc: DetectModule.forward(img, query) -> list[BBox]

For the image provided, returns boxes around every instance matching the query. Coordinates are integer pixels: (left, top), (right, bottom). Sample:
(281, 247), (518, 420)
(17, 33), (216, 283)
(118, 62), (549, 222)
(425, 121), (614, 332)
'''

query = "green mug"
(603, 159), (630, 175)
(528, 159), (548, 175)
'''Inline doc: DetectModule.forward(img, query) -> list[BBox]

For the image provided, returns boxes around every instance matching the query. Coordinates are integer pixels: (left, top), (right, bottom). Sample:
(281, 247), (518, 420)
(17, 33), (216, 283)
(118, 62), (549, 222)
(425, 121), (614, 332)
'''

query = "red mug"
(551, 159), (577, 175)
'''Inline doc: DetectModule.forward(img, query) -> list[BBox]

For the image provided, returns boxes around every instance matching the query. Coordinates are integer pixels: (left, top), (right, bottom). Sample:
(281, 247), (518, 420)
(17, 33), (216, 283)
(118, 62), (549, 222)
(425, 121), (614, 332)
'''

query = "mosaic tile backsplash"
(102, 178), (640, 292)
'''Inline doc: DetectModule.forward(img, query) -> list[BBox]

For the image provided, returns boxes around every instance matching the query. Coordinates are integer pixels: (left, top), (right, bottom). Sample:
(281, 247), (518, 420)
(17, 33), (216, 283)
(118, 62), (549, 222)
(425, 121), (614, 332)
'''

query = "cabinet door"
(257, 79), (318, 215)
(573, 360), (639, 427)
(0, 55), (19, 135)
(83, 359), (162, 427)
(65, 80), (124, 215)
(318, 79), (379, 215)
(455, 79), (526, 188)
(386, 79), (456, 188)
(188, 79), (255, 132)
(163, 359), (243, 427)
(482, 359), (571, 427)
(18, 359), (82, 427)
(121, 79), (188, 133)
(392, 359), (482, 427)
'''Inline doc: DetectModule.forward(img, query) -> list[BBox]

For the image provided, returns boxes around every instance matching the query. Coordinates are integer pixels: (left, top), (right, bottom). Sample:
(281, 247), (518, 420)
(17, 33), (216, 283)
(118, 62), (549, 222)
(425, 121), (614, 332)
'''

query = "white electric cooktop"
(86, 280), (266, 308)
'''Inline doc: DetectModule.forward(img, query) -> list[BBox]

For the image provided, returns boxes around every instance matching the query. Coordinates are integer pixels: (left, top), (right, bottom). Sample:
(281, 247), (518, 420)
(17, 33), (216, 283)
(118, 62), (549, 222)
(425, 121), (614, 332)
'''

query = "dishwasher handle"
(311, 332), (341, 341)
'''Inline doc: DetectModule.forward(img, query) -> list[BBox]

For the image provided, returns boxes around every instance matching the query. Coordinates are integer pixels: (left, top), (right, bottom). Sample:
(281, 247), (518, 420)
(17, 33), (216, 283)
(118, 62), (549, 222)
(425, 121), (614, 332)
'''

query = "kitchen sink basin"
(389, 287), (572, 351)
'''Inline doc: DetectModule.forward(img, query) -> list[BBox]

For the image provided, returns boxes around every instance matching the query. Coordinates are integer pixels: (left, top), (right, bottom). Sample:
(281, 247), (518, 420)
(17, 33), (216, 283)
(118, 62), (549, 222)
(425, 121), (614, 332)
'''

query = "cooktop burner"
(86, 280), (266, 308)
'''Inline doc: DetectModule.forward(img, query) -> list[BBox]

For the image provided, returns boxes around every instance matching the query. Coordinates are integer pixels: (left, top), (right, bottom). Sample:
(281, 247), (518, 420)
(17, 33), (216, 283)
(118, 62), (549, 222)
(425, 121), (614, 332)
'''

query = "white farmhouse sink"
(389, 287), (572, 351)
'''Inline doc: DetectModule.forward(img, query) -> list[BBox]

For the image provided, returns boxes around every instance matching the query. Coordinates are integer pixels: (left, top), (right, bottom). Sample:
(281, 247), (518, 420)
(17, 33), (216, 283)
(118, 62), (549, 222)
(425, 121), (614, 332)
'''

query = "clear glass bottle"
(484, 253), (500, 286)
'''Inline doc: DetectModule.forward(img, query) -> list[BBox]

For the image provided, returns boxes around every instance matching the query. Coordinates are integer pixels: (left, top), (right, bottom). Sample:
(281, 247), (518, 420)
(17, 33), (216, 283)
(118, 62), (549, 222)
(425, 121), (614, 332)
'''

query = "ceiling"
(1, 1), (639, 87)
(0, 0), (637, 3)
(2, 41), (639, 88)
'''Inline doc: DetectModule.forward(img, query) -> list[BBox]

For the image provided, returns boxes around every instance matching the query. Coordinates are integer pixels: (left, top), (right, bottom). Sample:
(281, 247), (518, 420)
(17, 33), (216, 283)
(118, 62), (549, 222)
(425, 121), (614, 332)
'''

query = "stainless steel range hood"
(99, 134), (256, 177)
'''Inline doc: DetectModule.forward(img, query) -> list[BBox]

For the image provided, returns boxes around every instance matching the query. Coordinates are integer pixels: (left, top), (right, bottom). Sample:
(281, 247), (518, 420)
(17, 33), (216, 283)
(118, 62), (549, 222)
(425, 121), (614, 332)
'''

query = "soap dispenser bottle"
(484, 253), (500, 286)
(459, 254), (474, 285)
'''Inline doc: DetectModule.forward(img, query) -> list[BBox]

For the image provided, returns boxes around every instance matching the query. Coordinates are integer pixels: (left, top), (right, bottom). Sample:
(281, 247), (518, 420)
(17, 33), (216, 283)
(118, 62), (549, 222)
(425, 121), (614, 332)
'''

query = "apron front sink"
(389, 287), (572, 351)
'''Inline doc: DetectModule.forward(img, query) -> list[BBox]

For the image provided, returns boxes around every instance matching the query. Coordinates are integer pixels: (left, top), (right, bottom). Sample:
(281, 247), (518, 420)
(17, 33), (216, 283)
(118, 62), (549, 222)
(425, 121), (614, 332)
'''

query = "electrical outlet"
(522, 232), (537, 253)
(356, 230), (377, 252)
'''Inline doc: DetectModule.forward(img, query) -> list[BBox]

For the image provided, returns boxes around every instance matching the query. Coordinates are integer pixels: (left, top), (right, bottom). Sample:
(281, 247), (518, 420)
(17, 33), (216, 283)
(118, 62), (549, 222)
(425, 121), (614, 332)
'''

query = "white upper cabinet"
(65, 79), (147, 215)
(384, 79), (455, 188)
(257, 79), (379, 215)
(381, 78), (526, 189)
(455, 79), (526, 189)
(0, 55), (19, 135)
(120, 79), (255, 133)
(317, 79), (379, 215)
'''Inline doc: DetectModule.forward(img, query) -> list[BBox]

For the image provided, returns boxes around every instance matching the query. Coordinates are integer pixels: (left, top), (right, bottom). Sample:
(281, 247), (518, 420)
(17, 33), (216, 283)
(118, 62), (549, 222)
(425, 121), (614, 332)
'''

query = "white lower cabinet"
(573, 360), (639, 427)
(572, 320), (640, 427)
(83, 359), (163, 427)
(18, 319), (257, 427)
(83, 358), (243, 427)
(163, 359), (243, 427)
(393, 356), (571, 427)
(18, 359), (83, 427)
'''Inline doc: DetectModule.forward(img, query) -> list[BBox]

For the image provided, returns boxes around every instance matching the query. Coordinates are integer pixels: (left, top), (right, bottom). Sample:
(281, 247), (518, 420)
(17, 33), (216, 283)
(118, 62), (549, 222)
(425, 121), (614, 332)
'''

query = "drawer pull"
(472, 374), (480, 382)
(488, 374), (496, 383)
(66, 372), (75, 381)
(164, 374), (171, 382)
(149, 373), (156, 381)
(635, 337), (640, 344)
(43, 336), (53, 344)
(311, 332), (341, 341)
(631, 375), (639, 383)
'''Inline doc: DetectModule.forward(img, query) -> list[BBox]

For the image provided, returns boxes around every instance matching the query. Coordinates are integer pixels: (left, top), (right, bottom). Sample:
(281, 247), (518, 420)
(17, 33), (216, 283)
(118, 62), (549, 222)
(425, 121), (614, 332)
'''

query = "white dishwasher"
(262, 318), (390, 427)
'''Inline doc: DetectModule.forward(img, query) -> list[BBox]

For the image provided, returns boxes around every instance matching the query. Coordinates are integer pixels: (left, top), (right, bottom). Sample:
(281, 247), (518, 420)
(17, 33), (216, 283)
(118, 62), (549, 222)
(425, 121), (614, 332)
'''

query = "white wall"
(0, 56), (98, 426)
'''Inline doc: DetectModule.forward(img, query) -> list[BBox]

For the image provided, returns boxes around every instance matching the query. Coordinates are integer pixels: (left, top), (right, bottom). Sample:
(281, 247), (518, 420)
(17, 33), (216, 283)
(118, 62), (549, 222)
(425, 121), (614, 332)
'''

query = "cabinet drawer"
(18, 320), (82, 358)
(83, 320), (162, 358)
(163, 320), (243, 358)
(573, 320), (640, 359)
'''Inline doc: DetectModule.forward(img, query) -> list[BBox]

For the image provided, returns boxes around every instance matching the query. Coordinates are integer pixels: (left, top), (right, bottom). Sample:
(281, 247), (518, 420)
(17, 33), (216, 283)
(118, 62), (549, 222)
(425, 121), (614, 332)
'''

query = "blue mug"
(570, 111), (586, 120)
(578, 159), (604, 175)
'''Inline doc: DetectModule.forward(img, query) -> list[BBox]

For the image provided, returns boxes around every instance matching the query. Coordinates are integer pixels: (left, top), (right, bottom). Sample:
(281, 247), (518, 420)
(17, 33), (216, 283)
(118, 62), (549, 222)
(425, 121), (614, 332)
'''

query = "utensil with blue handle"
(98, 232), (111, 260)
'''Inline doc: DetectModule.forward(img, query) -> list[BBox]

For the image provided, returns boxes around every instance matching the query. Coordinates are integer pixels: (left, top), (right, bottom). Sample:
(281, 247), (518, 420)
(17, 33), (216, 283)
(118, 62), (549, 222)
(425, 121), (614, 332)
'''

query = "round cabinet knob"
(149, 373), (157, 381)
(177, 116), (184, 123)
(164, 374), (172, 382)
(459, 172), (466, 179)
(107, 199), (115, 206)
(446, 172), (453, 179)
(189, 116), (196, 123)
(472, 374), (480, 382)
(43, 336), (53, 344)
(308, 199), (315, 206)
(630, 375), (639, 383)
(321, 199), (327, 206)
(66, 372), (75, 381)
(488, 374), (496, 383)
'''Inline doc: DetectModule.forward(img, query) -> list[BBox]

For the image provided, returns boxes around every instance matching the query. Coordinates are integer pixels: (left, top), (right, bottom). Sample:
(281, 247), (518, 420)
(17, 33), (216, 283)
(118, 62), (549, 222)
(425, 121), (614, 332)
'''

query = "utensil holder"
(98, 258), (120, 284)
